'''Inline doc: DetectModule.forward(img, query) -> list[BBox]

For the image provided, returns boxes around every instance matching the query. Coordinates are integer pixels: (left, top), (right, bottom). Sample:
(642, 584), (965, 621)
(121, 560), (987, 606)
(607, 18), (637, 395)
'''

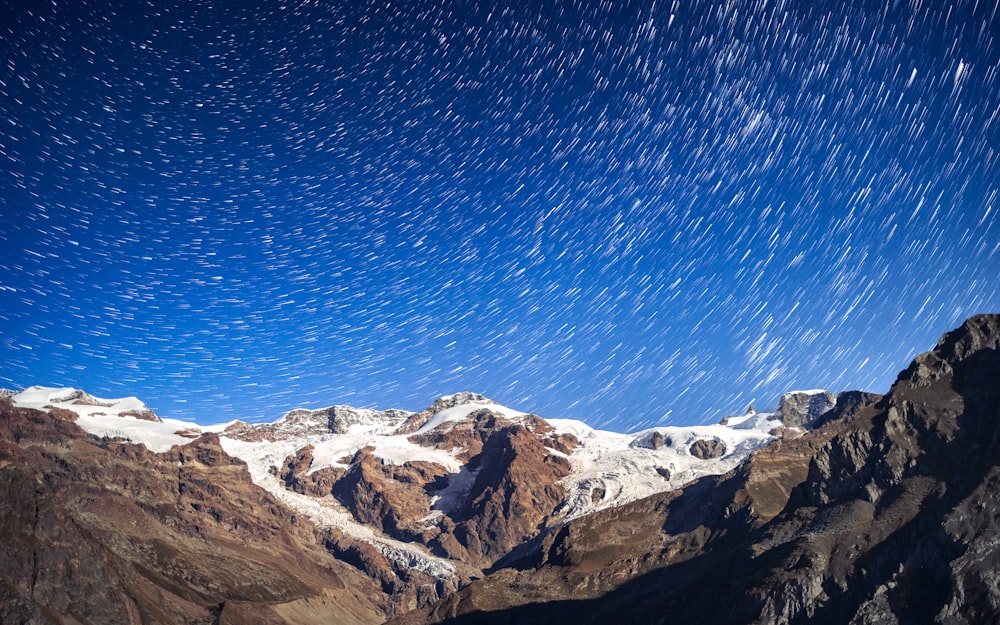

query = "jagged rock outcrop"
(777, 389), (836, 427)
(278, 444), (346, 497)
(323, 410), (572, 570)
(689, 437), (726, 459)
(0, 399), (387, 625)
(631, 430), (669, 450)
(443, 423), (571, 566)
(321, 527), (463, 618)
(333, 447), (449, 541)
(649, 431), (666, 449)
(388, 314), (1000, 625)
(813, 390), (883, 428)
(225, 405), (410, 441)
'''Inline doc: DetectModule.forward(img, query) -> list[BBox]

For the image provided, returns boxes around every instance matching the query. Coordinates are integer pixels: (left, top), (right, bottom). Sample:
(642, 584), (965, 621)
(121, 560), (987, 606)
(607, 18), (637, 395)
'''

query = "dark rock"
(631, 430), (670, 450)
(387, 314), (1000, 625)
(332, 448), (447, 540)
(544, 431), (580, 454)
(650, 431), (665, 450)
(279, 445), (346, 497)
(689, 438), (726, 459)
(813, 390), (884, 428)
(777, 390), (836, 427)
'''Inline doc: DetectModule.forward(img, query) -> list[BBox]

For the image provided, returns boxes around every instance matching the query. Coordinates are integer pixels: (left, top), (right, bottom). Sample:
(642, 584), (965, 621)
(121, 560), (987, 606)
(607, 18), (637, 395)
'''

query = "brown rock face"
(324, 410), (572, 570)
(446, 424), (571, 566)
(321, 527), (463, 618)
(777, 389), (836, 427)
(0, 399), (387, 625)
(278, 444), (347, 497)
(388, 314), (1000, 625)
(333, 447), (449, 541)
(688, 437), (726, 459)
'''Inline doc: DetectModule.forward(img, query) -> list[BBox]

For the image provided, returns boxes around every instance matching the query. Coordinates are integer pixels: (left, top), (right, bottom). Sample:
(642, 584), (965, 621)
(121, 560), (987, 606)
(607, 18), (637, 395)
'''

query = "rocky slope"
(6, 314), (996, 625)
(0, 399), (386, 625)
(2, 382), (812, 621)
(387, 313), (1000, 625)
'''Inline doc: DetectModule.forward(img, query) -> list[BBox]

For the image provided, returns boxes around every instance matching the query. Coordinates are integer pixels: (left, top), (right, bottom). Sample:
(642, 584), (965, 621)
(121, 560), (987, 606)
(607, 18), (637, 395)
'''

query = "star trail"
(2, 0), (998, 429)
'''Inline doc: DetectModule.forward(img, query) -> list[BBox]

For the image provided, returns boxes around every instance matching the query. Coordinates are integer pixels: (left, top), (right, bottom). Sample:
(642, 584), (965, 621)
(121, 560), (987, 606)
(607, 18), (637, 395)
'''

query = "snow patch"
(548, 413), (782, 520)
(306, 432), (462, 474)
(13, 385), (152, 417)
(11, 386), (225, 453)
(218, 435), (456, 579)
(413, 400), (526, 434)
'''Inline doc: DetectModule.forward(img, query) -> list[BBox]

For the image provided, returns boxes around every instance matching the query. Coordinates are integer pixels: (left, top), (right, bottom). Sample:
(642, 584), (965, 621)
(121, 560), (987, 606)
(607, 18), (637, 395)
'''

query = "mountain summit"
(1, 314), (998, 624)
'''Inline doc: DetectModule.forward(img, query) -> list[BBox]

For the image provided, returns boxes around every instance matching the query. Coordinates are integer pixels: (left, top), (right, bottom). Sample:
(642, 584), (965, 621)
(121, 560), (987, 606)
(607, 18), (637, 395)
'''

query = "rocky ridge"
(224, 404), (411, 441)
(388, 313), (1000, 625)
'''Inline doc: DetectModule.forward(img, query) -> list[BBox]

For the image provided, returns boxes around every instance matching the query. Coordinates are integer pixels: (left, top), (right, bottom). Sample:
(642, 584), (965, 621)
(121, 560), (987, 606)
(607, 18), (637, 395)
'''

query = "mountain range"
(2, 313), (998, 624)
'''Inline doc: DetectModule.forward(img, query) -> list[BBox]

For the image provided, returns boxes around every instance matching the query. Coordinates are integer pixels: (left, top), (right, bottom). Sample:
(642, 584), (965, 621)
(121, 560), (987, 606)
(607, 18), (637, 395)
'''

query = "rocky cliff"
(389, 313), (1000, 625)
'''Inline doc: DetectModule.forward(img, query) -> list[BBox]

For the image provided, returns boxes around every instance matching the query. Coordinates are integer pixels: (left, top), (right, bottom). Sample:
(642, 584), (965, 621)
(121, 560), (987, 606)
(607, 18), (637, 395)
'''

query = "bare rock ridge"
(777, 389), (836, 427)
(224, 404), (411, 441)
(388, 313), (1000, 625)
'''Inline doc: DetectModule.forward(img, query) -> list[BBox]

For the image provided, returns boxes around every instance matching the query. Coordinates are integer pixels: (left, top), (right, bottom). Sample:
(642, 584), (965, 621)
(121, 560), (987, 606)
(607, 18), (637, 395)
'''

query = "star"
(2, 0), (997, 429)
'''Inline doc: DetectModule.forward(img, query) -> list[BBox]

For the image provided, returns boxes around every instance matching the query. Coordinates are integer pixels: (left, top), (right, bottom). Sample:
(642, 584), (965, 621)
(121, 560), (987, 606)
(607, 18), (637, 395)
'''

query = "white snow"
(792, 388), (831, 395)
(306, 430), (463, 474)
(13, 385), (151, 416)
(71, 414), (200, 453)
(413, 399), (526, 434)
(429, 464), (481, 515)
(10, 385), (798, 576)
(11, 385), (228, 453)
(548, 413), (783, 519)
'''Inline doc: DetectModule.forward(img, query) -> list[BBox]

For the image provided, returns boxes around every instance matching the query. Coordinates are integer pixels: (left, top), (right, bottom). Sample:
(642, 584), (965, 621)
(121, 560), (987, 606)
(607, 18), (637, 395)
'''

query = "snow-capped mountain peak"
(12, 385), (160, 421)
(394, 391), (498, 434)
(7, 384), (837, 585)
(224, 403), (412, 442)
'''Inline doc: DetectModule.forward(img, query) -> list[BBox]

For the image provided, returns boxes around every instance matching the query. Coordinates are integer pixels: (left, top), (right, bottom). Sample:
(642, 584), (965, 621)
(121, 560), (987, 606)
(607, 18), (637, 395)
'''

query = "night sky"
(2, 0), (998, 430)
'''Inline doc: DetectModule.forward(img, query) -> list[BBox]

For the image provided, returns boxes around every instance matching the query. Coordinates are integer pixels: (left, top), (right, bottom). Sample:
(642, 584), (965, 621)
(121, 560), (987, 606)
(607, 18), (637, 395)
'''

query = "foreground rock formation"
(389, 314), (1000, 624)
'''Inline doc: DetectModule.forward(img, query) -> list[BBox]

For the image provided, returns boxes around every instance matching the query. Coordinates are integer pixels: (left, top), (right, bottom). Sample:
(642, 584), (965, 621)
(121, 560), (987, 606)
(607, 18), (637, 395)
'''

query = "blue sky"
(2, 0), (998, 429)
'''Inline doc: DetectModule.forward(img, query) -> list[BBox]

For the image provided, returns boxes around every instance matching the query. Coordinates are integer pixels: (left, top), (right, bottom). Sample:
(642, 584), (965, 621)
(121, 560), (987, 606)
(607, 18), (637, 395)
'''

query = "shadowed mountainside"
(389, 314), (1000, 625)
